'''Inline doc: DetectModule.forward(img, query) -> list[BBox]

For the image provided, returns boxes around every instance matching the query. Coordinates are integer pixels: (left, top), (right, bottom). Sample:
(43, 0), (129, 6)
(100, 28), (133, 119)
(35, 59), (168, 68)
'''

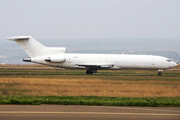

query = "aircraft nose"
(170, 62), (177, 68)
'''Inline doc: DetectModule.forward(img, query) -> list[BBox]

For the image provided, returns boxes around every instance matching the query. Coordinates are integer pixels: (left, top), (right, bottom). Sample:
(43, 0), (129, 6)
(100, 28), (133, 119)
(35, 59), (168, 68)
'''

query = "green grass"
(1, 68), (180, 80)
(0, 68), (180, 106)
(1, 68), (180, 76)
(0, 96), (179, 107)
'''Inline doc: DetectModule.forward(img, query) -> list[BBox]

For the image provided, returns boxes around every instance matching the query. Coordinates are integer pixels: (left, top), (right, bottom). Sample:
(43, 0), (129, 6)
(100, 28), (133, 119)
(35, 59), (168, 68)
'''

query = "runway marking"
(0, 111), (180, 116)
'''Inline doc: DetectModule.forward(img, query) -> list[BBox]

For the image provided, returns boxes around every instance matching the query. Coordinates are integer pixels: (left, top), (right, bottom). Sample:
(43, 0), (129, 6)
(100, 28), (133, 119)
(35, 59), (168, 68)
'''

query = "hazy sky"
(0, 0), (180, 39)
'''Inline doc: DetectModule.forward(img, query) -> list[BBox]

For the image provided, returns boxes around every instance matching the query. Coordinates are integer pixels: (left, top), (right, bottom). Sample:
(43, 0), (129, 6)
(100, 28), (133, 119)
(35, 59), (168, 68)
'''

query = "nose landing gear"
(158, 70), (163, 76)
(158, 72), (162, 76)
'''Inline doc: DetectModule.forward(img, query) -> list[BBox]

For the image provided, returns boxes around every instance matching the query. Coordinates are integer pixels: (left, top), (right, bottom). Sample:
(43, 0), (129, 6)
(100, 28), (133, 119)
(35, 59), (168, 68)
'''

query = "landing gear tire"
(158, 72), (162, 76)
(86, 70), (93, 74)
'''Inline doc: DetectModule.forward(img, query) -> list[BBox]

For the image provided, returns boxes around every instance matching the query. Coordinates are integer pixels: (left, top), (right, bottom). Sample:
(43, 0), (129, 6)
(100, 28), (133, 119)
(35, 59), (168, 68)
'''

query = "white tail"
(7, 36), (66, 57)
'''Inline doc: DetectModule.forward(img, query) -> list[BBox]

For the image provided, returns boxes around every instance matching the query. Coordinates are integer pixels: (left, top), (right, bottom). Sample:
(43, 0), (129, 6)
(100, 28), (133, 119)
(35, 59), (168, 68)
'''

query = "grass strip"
(0, 96), (180, 107)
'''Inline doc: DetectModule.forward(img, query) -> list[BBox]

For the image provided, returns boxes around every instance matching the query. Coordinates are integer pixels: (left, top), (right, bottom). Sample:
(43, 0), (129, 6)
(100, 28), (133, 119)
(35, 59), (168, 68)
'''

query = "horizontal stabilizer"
(7, 36), (30, 41)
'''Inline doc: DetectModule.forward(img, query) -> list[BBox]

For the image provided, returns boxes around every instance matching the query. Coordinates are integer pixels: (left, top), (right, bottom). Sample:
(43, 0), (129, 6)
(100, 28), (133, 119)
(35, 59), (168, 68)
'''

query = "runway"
(0, 105), (180, 120)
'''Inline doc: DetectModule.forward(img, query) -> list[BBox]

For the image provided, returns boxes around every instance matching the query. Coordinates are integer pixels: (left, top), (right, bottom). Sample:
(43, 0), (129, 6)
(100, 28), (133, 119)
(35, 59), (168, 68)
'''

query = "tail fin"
(7, 36), (46, 57)
(7, 36), (66, 57)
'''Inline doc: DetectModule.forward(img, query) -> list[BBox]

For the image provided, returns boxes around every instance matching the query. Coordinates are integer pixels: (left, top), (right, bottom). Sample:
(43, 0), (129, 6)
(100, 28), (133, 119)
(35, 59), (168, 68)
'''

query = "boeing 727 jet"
(7, 36), (177, 76)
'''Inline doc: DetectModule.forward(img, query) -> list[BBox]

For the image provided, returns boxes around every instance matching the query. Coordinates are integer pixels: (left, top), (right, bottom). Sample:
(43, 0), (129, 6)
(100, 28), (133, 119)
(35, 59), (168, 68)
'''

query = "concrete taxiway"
(0, 105), (180, 120)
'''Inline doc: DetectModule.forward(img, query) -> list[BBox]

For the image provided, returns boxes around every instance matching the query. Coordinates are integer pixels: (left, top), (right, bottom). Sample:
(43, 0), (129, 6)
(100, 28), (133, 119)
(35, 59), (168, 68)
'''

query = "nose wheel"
(158, 70), (163, 76)
(158, 71), (162, 76)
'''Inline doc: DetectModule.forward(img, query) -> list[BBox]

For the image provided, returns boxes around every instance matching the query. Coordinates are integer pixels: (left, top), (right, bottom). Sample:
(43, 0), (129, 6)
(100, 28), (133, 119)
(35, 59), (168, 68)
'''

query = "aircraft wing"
(77, 63), (114, 68)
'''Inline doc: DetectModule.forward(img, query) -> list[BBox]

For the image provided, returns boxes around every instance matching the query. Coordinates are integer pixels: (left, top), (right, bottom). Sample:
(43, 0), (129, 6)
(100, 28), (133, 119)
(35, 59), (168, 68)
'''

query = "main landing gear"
(86, 68), (97, 74)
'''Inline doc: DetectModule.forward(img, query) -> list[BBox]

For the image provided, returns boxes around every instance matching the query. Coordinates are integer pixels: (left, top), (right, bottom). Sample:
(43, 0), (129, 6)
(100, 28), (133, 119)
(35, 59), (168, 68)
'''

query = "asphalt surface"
(0, 105), (180, 120)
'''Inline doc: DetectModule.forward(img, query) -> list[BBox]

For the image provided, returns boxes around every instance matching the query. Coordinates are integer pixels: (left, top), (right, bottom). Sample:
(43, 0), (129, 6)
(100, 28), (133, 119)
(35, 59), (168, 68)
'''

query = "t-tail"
(7, 36), (66, 62)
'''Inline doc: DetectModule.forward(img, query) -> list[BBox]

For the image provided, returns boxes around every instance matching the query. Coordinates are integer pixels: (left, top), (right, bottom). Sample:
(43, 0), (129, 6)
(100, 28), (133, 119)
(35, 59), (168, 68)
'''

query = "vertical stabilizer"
(7, 36), (46, 57)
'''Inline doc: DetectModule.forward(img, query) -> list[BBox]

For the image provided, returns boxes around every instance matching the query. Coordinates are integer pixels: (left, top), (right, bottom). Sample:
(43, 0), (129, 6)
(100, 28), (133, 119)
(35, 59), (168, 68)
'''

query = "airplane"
(7, 36), (177, 76)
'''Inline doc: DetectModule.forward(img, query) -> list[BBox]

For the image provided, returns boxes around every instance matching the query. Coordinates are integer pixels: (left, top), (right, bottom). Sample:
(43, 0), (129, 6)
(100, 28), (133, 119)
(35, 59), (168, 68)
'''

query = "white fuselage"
(7, 36), (177, 74)
(31, 53), (177, 70)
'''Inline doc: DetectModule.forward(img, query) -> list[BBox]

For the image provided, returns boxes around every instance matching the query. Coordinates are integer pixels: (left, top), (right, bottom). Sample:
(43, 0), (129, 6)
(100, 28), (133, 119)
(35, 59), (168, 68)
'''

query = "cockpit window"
(166, 59), (171, 62)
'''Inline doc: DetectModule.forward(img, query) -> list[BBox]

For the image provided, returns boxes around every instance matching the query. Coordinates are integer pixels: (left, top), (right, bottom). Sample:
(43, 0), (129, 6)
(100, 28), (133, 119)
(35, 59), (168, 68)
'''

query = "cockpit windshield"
(166, 59), (171, 62)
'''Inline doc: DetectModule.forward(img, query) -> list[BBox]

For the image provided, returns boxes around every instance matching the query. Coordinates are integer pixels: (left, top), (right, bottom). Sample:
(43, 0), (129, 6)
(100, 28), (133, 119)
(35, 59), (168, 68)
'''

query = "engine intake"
(23, 58), (31, 62)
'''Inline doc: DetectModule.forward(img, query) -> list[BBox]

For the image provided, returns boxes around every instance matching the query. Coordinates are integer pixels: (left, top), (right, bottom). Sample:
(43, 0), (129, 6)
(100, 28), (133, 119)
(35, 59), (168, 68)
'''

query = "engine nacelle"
(45, 56), (66, 63)
(23, 58), (31, 62)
